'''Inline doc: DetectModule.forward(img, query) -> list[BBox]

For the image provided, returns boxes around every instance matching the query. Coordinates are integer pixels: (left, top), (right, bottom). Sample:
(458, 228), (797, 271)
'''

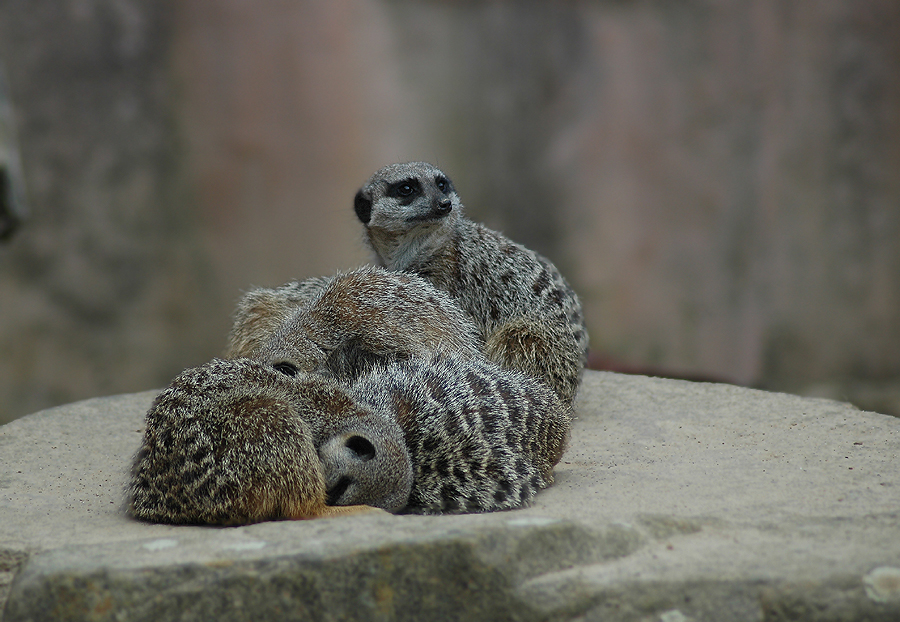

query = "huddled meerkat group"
(128, 162), (588, 524)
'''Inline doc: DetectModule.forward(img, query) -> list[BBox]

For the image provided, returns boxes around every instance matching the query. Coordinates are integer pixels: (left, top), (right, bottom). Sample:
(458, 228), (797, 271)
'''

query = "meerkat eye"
(273, 362), (298, 377)
(387, 179), (420, 199)
(436, 176), (451, 193)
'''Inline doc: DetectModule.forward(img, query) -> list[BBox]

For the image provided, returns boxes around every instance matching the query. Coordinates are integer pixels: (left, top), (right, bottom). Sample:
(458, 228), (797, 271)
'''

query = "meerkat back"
(353, 162), (589, 406)
(349, 352), (572, 514)
(246, 266), (483, 381)
(227, 276), (332, 359)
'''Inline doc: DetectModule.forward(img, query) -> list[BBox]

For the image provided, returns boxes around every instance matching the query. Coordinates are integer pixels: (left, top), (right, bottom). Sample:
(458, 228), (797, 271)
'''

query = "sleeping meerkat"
(347, 352), (571, 514)
(226, 266), (482, 381)
(128, 357), (411, 524)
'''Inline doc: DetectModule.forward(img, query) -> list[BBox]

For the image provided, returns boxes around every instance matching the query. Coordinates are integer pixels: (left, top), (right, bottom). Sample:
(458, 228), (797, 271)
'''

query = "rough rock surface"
(1, 371), (898, 622)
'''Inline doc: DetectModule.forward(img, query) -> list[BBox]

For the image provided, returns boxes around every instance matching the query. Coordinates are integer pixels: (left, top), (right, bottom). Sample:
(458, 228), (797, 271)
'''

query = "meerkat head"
(354, 161), (462, 230)
(317, 415), (413, 513)
(354, 162), (463, 268)
(281, 366), (414, 513)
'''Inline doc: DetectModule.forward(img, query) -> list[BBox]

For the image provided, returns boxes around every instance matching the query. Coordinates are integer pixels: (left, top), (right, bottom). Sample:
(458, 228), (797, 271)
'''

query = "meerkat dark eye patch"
(435, 175), (453, 194)
(387, 178), (421, 201)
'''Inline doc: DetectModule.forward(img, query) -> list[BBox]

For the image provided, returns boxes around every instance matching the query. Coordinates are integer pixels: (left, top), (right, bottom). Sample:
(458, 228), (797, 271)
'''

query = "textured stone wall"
(0, 1), (218, 423)
(560, 1), (900, 391)
(1, 0), (898, 423)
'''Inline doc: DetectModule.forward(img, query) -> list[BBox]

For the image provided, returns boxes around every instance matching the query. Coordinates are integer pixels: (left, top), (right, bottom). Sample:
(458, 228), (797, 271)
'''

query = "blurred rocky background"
(0, 0), (898, 424)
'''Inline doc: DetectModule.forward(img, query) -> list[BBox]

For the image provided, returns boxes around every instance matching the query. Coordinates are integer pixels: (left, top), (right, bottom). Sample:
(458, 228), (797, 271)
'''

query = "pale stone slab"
(2, 371), (898, 621)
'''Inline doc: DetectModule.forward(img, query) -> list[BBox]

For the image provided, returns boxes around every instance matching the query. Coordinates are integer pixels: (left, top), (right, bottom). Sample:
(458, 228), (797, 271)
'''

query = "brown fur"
(228, 266), (482, 381)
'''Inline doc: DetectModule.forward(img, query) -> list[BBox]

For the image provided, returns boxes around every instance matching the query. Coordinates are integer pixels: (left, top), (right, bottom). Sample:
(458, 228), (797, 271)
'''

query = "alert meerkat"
(226, 266), (482, 381)
(128, 357), (412, 525)
(347, 352), (572, 514)
(353, 161), (589, 406)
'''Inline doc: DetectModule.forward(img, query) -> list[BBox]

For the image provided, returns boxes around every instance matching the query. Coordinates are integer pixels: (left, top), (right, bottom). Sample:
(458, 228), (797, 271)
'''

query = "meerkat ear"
(354, 190), (372, 224)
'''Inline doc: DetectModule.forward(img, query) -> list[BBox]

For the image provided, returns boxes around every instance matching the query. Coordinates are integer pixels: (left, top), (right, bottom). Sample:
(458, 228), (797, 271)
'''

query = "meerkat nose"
(344, 435), (376, 461)
(435, 199), (452, 216)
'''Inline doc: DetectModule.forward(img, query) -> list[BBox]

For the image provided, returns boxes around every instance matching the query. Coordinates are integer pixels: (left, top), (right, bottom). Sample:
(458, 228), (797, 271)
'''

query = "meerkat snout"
(323, 434), (377, 506)
(318, 424), (413, 513)
(435, 198), (452, 216)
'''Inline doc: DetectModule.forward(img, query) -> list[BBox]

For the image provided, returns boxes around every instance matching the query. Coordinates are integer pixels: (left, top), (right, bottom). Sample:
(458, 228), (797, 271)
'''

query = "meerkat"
(346, 352), (572, 514)
(227, 266), (483, 381)
(353, 161), (589, 406)
(223, 268), (571, 514)
(128, 357), (413, 525)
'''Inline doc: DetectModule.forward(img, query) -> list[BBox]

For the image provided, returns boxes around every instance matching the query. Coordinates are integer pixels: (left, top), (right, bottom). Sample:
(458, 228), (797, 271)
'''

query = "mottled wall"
(0, 1), (217, 422)
(1, 0), (898, 423)
(563, 1), (900, 391)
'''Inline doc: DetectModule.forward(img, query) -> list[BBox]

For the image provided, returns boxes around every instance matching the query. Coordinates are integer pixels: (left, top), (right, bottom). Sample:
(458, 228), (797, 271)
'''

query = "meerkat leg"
(483, 315), (584, 407)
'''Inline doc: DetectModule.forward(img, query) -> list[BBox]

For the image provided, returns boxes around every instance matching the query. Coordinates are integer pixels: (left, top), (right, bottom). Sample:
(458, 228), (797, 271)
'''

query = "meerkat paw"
(302, 505), (389, 519)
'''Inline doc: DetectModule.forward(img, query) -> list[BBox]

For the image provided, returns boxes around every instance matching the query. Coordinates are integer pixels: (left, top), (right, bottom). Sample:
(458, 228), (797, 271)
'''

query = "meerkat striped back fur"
(353, 162), (589, 406)
(347, 352), (571, 514)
